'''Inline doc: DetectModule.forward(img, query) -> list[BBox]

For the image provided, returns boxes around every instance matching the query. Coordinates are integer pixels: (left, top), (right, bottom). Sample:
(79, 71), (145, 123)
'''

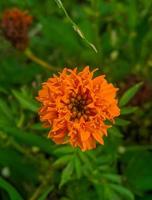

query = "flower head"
(1, 8), (32, 51)
(37, 67), (120, 151)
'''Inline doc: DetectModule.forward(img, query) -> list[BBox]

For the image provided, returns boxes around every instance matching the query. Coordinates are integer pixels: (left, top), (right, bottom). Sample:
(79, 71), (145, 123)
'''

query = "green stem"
(29, 169), (53, 200)
(24, 48), (60, 72)
(54, 0), (98, 53)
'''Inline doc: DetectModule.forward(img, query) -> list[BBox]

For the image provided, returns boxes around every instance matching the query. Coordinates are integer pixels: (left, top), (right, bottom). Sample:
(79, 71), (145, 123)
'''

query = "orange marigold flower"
(1, 8), (32, 51)
(37, 67), (120, 151)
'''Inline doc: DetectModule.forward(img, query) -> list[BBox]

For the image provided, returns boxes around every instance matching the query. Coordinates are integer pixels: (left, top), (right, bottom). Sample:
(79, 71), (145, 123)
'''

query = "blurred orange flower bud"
(1, 8), (32, 51)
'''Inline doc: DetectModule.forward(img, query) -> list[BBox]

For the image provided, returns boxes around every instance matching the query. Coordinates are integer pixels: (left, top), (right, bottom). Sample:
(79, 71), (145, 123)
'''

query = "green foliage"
(12, 89), (38, 112)
(38, 186), (54, 200)
(0, 177), (23, 200)
(119, 83), (143, 107)
(54, 0), (97, 53)
(124, 151), (152, 191)
(0, 126), (54, 156)
(120, 107), (138, 115)
(0, 0), (152, 200)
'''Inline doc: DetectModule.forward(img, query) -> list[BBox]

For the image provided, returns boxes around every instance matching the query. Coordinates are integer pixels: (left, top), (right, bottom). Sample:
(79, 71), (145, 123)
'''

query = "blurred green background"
(0, 0), (152, 200)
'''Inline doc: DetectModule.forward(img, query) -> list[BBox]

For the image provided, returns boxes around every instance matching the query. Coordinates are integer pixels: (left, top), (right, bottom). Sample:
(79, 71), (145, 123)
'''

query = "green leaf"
(120, 107), (138, 115)
(110, 183), (134, 200)
(53, 155), (73, 168)
(115, 118), (130, 126)
(125, 151), (152, 191)
(102, 174), (122, 184)
(59, 161), (74, 188)
(0, 126), (54, 156)
(0, 177), (23, 200)
(38, 186), (54, 200)
(53, 146), (75, 155)
(0, 99), (14, 121)
(74, 155), (82, 179)
(119, 82), (143, 107)
(78, 151), (93, 171)
(12, 90), (38, 112)
(0, 148), (38, 183)
(30, 123), (47, 131)
(0, 86), (7, 94)
(108, 126), (122, 138)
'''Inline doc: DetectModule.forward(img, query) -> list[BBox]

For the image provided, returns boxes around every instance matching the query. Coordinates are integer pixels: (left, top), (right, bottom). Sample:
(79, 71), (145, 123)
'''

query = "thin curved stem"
(54, 0), (97, 53)
(29, 167), (54, 200)
(24, 48), (60, 72)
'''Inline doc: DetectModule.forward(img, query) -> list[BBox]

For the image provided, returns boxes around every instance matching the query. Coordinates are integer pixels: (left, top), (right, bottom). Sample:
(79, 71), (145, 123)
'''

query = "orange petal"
(92, 132), (104, 144)
(80, 130), (90, 141)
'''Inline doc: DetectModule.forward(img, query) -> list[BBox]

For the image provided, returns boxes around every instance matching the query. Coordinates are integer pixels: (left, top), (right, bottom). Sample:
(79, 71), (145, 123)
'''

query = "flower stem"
(29, 169), (53, 200)
(24, 48), (59, 72)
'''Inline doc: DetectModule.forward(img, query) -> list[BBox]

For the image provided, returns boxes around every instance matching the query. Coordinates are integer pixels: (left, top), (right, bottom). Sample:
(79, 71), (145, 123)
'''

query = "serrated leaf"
(119, 82), (143, 107)
(0, 177), (23, 200)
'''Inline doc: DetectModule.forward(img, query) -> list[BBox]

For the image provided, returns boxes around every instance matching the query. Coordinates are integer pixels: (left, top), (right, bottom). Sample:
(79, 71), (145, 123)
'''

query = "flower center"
(67, 93), (92, 121)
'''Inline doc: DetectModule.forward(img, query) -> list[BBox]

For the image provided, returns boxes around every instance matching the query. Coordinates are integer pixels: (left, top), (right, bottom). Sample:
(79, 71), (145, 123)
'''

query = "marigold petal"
(92, 132), (104, 144)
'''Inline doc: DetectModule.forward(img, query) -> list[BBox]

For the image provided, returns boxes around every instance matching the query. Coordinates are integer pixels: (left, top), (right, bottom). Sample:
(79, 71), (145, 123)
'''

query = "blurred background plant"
(0, 0), (152, 200)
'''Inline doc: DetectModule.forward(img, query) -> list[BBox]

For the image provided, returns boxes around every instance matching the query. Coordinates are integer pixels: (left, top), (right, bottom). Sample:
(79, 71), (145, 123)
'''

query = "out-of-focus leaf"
(110, 183), (134, 200)
(95, 182), (123, 200)
(40, 16), (82, 54)
(108, 126), (122, 138)
(53, 155), (73, 168)
(115, 118), (130, 126)
(0, 148), (38, 183)
(74, 155), (82, 179)
(38, 186), (54, 200)
(0, 177), (23, 200)
(30, 123), (47, 131)
(78, 151), (93, 171)
(102, 174), (122, 184)
(53, 146), (75, 155)
(125, 152), (152, 191)
(0, 56), (42, 87)
(138, 194), (152, 200)
(120, 107), (138, 115)
(0, 99), (14, 121)
(59, 161), (74, 188)
(12, 90), (38, 112)
(119, 82), (143, 107)
(0, 126), (54, 156)
(0, 86), (7, 94)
